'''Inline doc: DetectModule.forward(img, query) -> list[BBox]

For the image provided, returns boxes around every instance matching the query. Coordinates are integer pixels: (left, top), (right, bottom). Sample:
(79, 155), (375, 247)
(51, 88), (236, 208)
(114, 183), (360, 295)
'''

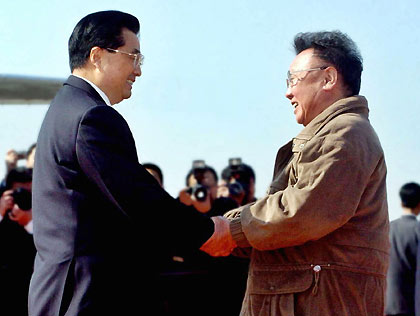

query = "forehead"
(203, 170), (217, 182)
(120, 28), (140, 51)
(290, 48), (318, 71)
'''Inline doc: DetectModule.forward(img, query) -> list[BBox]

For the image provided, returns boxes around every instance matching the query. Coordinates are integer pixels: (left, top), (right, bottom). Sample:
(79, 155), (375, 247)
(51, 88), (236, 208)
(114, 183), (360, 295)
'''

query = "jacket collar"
(295, 95), (369, 140)
(64, 75), (105, 104)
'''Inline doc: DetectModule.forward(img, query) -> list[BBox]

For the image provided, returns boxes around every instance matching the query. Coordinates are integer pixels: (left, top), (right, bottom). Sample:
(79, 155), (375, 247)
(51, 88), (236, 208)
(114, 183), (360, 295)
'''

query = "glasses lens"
(135, 54), (144, 67)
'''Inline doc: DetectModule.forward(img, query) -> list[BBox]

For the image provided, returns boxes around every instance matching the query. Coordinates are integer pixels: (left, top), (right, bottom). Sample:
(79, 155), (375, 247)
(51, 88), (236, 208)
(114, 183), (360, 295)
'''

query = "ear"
(322, 66), (338, 91)
(89, 46), (103, 69)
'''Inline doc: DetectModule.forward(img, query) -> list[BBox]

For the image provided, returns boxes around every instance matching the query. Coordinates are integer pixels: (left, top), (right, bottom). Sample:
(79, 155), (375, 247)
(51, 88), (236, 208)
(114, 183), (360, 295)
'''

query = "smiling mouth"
(127, 80), (134, 86)
(292, 102), (298, 109)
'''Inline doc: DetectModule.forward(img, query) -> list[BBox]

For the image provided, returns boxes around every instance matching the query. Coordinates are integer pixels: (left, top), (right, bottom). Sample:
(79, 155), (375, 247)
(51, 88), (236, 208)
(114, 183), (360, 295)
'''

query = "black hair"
(69, 10), (140, 71)
(221, 163), (255, 183)
(26, 143), (36, 158)
(185, 166), (218, 187)
(5, 167), (33, 190)
(143, 163), (163, 185)
(293, 30), (363, 96)
(399, 182), (420, 209)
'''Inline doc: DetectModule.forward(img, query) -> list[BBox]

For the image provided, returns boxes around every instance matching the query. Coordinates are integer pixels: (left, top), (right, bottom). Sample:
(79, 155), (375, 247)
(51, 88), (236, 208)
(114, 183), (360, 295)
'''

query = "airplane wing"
(0, 74), (65, 105)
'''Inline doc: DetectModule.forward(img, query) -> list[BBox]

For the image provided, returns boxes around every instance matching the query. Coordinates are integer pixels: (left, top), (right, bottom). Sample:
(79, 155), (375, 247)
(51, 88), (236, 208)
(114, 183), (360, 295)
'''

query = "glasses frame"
(106, 48), (144, 68)
(286, 66), (328, 88)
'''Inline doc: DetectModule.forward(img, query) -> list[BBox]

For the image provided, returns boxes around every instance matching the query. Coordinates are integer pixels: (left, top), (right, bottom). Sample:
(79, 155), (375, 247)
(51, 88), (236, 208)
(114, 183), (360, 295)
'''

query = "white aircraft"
(0, 74), (64, 104)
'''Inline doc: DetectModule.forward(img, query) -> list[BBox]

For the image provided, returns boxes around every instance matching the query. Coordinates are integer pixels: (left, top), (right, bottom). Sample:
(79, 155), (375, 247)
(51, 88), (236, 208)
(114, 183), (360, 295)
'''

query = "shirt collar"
(295, 95), (368, 140)
(72, 75), (112, 106)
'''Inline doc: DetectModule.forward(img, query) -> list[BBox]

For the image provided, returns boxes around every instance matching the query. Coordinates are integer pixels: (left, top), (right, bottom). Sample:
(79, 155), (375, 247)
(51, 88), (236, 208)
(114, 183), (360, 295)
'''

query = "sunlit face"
(100, 28), (142, 104)
(285, 48), (328, 126)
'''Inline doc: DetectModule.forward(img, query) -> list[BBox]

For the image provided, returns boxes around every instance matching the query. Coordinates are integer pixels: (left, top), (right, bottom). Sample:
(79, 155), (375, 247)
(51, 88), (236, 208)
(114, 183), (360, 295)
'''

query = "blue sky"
(1, 0), (419, 220)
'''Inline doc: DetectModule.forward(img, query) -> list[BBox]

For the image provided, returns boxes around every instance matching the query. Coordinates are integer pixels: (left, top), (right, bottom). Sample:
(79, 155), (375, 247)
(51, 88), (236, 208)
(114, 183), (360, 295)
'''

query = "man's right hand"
(0, 190), (14, 217)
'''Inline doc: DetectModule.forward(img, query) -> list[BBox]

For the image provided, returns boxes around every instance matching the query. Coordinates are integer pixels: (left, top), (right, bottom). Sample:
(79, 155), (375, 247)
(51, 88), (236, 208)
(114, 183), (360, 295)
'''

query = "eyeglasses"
(106, 48), (144, 68)
(286, 66), (328, 88)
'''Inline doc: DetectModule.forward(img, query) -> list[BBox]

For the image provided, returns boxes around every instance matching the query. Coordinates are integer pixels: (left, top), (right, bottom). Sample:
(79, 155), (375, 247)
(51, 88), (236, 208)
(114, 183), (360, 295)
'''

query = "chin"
(123, 91), (132, 100)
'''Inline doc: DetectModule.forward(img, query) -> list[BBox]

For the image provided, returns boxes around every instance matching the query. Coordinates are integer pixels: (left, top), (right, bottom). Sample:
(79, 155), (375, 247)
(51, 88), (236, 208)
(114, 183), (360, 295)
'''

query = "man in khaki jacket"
(201, 31), (390, 315)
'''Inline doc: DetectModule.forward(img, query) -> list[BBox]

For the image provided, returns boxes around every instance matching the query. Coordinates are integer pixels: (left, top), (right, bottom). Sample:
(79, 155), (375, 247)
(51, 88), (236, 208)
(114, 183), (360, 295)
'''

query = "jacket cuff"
(230, 217), (251, 248)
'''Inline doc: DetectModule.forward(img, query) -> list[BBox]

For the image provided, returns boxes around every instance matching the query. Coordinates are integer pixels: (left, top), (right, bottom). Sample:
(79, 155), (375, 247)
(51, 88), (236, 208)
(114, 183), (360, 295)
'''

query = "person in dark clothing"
(386, 182), (420, 316)
(28, 10), (219, 316)
(0, 167), (36, 316)
(160, 161), (248, 316)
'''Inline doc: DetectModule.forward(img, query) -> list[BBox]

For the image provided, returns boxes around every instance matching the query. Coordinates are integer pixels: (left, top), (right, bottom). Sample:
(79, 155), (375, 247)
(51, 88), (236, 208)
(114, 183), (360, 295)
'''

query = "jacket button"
(299, 144), (305, 149)
(313, 265), (321, 272)
(269, 286), (275, 291)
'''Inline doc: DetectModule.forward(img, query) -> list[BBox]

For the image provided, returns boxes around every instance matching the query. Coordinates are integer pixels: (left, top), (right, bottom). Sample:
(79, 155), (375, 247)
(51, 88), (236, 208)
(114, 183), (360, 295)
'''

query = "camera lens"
(187, 184), (208, 202)
(193, 185), (208, 202)
(228, 182), (244, 197)
(12, 188), (32, 211)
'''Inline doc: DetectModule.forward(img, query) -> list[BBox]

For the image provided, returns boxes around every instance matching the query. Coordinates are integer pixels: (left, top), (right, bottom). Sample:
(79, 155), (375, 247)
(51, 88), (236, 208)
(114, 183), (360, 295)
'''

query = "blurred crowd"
(1, 143), (419, 316)
(0, 143), (256, 315)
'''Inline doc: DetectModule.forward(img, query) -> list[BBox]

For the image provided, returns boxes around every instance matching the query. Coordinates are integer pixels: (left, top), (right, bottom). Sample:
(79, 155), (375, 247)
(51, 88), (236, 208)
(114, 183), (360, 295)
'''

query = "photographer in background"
(0, 167), (36, 316)
(143, 162), (164, 188)
(1, 143), (36, 192)
(218, 157), (257, 206)
(164, 160), (247, 316)
(4, 143), (37, 173)
(179, 160), (238, 216)
(179, 160), (218, 211)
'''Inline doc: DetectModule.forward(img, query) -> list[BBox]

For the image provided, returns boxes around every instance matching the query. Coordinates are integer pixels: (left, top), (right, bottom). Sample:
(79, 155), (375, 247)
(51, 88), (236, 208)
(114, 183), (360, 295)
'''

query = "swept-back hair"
(69, 10), (140, 71)
(293, 30), (363, 96)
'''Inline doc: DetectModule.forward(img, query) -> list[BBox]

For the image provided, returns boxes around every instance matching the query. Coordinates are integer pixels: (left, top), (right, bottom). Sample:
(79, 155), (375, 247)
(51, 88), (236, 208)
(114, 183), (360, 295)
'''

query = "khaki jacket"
(229, 96), (389, 316)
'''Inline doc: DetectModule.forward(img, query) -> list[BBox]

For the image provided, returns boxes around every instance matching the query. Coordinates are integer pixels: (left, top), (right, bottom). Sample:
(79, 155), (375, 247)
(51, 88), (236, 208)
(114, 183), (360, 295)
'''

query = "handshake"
(199, 212), (240, 257)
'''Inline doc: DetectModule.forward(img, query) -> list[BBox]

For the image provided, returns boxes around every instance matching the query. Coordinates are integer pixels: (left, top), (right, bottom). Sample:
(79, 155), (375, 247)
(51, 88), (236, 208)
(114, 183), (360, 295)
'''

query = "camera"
(221, 157), (257, 205)
(228, 181), (244, 198)
(16, 151), (27, 160)
(187, 184), (208, 202)
(11, 187), (32, 211)
(186, 160), (209, 202)
(226, 158), (246, 197)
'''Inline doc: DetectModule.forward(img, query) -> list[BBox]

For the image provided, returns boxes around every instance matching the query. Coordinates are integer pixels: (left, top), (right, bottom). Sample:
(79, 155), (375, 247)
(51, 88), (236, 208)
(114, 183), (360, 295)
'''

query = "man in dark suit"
(28, 11), (226, 315)
(386, 182), (420, 316)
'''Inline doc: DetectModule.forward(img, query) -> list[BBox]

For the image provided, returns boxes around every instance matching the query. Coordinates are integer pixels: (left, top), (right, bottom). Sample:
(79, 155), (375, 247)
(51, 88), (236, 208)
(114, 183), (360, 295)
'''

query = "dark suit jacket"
(386, 215), (420, 316)
(29, 76), (214, 316)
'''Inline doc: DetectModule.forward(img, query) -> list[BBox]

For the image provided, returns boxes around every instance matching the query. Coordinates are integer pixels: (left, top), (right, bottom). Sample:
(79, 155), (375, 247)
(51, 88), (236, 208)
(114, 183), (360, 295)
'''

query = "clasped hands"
(200, 216), (237, 257)
(178, 188), (238, 257)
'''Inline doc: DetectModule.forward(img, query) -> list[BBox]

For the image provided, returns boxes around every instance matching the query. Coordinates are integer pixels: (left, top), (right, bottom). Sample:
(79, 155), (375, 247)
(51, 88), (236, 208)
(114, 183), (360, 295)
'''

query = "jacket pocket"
(248, 265), (314, 295)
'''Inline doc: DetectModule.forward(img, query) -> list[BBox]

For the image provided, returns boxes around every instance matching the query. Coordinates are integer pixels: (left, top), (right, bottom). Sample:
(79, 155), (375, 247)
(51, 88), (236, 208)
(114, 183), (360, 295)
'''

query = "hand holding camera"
(179, 187), (211, 213)
(0, 190), (14, 217)
(0, 187), (32, 218)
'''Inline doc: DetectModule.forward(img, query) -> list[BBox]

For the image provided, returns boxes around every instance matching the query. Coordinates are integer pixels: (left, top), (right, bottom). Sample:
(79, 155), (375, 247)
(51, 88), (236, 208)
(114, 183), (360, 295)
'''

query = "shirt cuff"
(230, 217), (251, 248)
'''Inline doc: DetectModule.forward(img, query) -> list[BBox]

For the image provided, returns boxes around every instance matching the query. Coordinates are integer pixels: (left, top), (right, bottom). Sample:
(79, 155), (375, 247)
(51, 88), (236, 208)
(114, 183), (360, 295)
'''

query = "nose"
(285, 86), (293, 100)
(134, 64), (142, 77)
